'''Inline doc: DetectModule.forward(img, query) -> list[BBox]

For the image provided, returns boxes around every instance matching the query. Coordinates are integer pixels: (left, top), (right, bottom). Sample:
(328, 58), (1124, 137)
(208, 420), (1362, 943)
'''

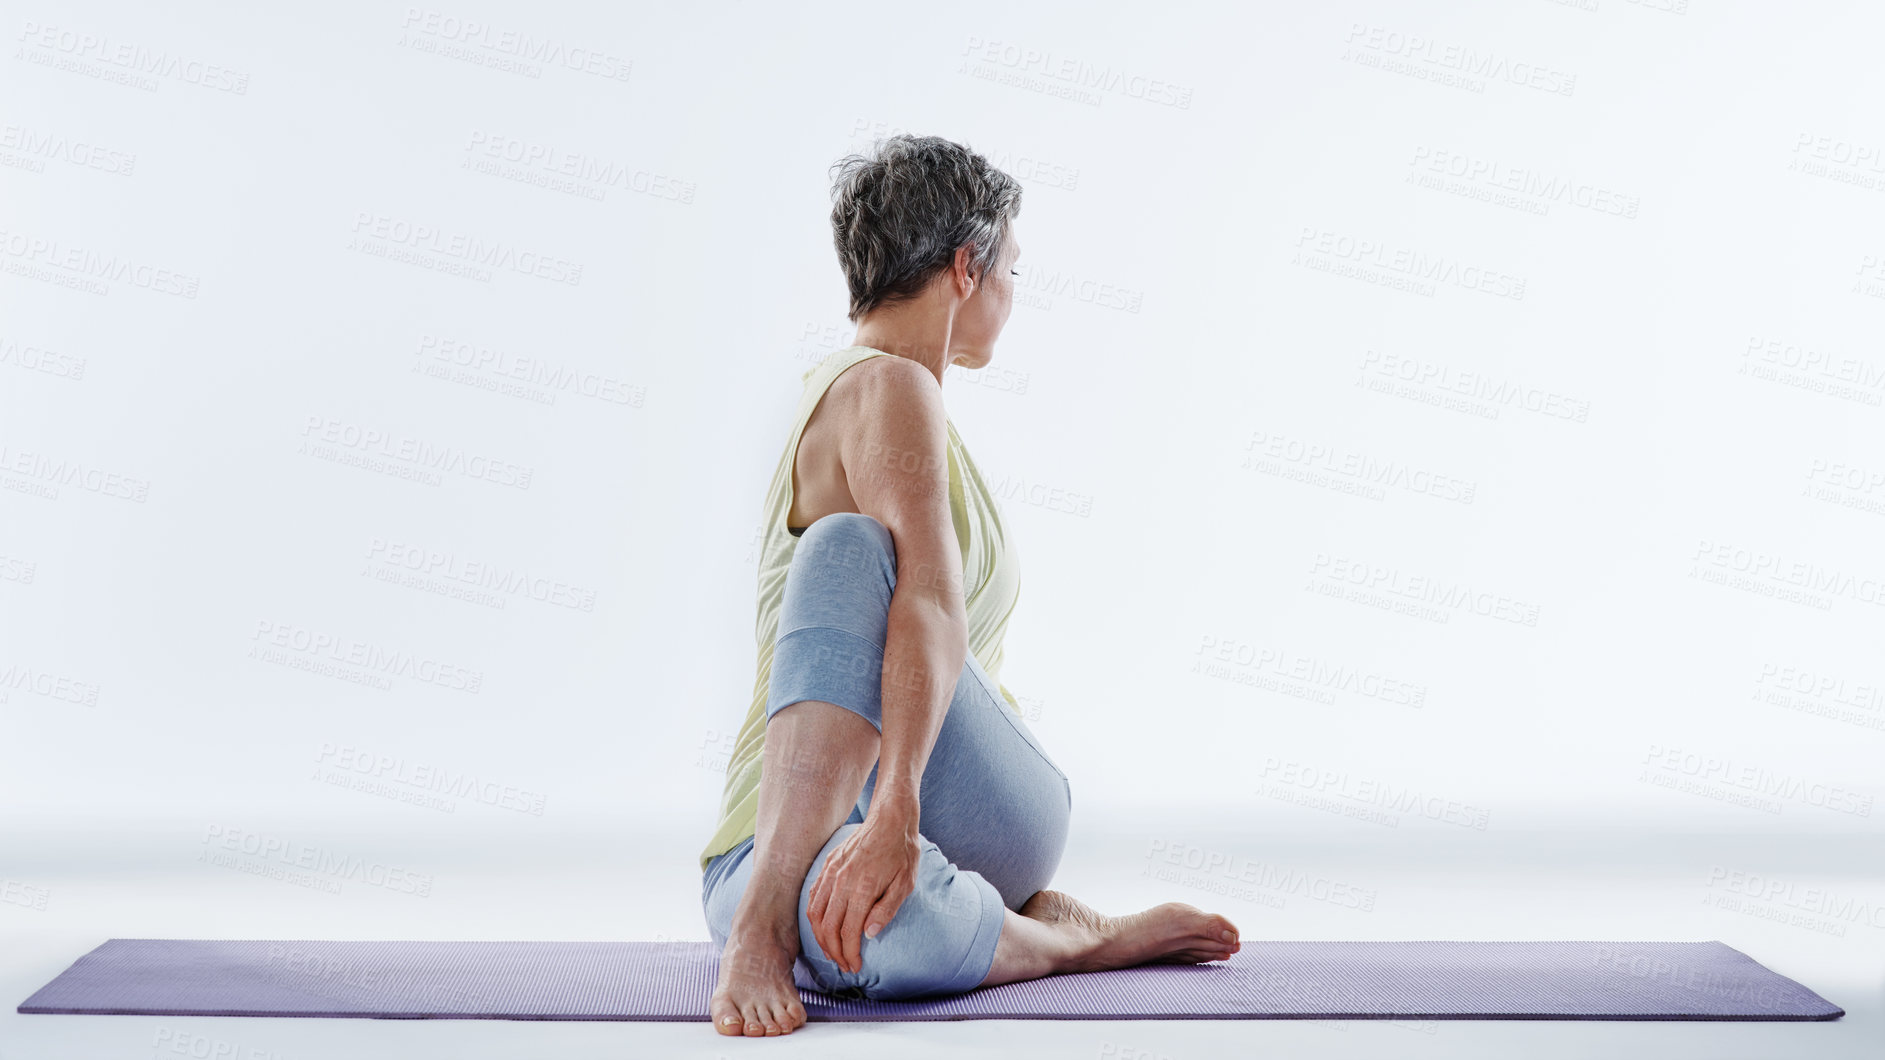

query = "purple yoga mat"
(17, 938), (1842, 1021)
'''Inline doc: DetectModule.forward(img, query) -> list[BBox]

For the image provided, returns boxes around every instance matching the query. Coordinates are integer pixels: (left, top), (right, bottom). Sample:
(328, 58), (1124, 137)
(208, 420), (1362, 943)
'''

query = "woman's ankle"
(728, 894), (801, 948)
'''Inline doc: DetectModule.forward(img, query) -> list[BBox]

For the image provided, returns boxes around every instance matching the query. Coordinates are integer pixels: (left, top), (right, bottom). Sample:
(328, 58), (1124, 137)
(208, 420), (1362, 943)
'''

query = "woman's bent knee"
(800, 510), (890, 545)
(793, 512), (895, 577)
(795, 825), (1007, 1000)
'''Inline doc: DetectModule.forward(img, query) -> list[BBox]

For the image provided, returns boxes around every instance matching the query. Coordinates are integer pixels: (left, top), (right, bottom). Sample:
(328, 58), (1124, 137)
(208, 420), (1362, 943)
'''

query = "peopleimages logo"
(1640, 745), (1873, 817)
(959, 36), (1194, 109)
(200, 825), (433, 896)
(300, 415), (535, 490)
(462, 131), (695, 202)
(0, 123), (138, 175)
(14, 19), (252, 93)
(0, 227), (199, 297)
(315, 742), (548, 816)
(349, 213), (583, 286)
(397, 9), (633, 81)
(1256, 757), (1492, 830)
(250, 619), (485, 693)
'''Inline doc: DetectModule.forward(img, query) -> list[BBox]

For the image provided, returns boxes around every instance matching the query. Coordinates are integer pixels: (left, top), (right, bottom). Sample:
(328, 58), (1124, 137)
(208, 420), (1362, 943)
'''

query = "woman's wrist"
(869, 779), (921, 830)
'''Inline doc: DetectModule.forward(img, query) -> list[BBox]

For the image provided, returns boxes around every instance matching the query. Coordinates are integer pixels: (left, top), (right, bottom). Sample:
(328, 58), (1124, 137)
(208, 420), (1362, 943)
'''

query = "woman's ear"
(954, 243), (979, 297)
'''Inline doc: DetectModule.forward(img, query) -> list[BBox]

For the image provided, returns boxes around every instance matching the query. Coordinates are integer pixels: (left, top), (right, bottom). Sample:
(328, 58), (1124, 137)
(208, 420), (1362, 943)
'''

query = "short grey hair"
(828, 134), (1023, 323)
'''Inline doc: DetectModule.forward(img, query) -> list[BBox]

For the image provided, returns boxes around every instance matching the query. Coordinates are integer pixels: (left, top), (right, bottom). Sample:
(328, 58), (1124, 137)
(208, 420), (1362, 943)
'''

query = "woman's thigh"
(856, 649), (1072, 911)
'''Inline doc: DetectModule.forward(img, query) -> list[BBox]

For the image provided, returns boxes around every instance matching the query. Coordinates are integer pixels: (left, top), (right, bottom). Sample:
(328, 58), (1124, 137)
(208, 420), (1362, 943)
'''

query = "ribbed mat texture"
(17, 938), (1843, 1021)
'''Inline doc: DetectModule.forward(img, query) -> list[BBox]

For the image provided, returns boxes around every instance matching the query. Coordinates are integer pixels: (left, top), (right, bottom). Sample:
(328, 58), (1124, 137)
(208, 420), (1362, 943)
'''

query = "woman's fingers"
(863, 877), (910, 940)
(818, 882), (853, 971)
(820, 877), (881, 974)
(844, 871), (912, 970)
(810, 837), (850, 967)
(839, 893), (872, 973)
(806, 868), (829, 926)
(808, 878), (840, 965)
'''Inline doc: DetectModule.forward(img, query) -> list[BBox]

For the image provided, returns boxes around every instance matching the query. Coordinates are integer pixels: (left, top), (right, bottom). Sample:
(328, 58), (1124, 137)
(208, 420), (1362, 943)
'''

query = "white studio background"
(3, 0), (1881, 968)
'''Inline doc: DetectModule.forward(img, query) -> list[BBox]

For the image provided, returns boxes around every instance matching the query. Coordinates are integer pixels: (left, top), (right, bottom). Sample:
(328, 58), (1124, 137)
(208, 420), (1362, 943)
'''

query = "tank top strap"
(801, 344), (890, 389)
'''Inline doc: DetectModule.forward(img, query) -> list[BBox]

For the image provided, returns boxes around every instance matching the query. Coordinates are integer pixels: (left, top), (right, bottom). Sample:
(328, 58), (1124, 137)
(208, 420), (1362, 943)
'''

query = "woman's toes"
(1195, 922), (1238, 949)
(740, 1002), (766, 1036)
(711, 1003), (742, 1036)
(1170, 945), (1237, 963)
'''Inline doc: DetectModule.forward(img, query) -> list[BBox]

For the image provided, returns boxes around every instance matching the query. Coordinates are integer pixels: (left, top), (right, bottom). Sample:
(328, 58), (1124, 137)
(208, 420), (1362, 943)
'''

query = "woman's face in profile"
(950, 226), (1019, 370)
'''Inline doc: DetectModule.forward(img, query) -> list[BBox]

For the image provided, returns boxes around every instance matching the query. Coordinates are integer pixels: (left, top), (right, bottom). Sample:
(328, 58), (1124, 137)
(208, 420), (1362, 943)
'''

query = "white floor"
(1, 807), (1876, 1060)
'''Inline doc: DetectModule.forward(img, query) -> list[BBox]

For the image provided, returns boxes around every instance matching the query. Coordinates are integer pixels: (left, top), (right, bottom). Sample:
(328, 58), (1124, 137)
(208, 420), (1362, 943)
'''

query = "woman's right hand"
(805, 796), (923, 974)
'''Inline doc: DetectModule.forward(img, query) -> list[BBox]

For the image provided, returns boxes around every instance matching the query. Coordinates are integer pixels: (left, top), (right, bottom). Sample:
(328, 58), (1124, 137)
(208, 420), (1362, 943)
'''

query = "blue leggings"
(702, 513), (1072, 1001)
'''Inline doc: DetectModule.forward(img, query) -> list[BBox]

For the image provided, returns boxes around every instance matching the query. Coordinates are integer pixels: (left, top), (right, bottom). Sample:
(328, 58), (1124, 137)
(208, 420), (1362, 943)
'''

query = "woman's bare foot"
(1019, 889), (1241, 972)
(709, 917), (809, 1037)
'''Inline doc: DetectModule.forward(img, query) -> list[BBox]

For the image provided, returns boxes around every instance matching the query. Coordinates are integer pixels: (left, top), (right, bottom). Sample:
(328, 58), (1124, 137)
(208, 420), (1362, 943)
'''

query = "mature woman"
(699, 134), (1240, 1038)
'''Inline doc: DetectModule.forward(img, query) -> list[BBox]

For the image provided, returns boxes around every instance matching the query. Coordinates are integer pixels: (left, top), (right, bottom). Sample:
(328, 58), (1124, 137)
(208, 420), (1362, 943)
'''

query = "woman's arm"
(846, 355), (968, 813)
(805, 354), (968, 974)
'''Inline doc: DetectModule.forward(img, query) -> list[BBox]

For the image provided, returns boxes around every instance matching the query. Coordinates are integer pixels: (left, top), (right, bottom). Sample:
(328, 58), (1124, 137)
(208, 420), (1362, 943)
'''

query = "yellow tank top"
(699, 345), (1023, 872)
